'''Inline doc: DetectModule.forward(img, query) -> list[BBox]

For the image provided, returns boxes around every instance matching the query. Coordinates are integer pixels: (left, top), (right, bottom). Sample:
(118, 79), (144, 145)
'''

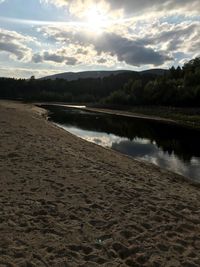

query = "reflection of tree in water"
(44, 105), (200, 161)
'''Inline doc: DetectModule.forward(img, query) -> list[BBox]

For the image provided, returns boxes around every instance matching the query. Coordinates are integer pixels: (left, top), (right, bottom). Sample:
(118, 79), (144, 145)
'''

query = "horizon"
(41, 67), (167, 76)
(0, 0), (199, 78)
(0, 68), (168, 80)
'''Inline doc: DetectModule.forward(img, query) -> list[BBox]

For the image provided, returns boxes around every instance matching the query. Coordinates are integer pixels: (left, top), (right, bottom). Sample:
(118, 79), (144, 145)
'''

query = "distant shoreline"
(35, 101), (200, 130)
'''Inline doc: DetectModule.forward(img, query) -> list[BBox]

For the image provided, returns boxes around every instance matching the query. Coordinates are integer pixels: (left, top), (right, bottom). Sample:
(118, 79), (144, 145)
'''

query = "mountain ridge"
(40, 69), (167, 81)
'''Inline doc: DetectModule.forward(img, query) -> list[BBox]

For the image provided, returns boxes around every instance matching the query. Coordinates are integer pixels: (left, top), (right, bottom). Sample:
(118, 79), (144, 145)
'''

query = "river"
(43, 105), (200, 182)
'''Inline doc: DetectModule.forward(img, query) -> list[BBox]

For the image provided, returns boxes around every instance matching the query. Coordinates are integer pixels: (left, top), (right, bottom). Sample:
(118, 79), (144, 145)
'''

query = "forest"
(0, 57), (199, 107)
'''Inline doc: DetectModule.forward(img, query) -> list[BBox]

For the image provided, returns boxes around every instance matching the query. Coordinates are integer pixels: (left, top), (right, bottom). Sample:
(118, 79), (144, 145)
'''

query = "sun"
(85, 5), (109, 33)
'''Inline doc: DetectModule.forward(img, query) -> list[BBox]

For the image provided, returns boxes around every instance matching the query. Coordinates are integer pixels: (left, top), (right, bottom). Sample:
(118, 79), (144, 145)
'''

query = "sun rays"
(85, 4), (110, 33)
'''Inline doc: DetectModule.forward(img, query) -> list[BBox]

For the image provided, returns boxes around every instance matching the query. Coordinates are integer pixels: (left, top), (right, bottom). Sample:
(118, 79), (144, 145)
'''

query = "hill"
(40, 69), (167, 81)
(140, 69), (168, 76)
(40, 70), (132, 81)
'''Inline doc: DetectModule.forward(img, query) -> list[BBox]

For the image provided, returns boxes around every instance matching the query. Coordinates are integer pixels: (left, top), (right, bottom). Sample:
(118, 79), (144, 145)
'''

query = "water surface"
(44, 105), (200, 182)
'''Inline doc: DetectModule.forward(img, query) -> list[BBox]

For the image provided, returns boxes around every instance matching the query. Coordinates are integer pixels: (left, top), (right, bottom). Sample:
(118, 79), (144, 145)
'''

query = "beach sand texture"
(0, 101), (200, 267)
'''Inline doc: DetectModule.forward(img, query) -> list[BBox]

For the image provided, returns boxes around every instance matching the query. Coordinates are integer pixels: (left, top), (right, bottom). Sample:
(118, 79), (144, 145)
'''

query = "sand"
(0, 100), (200, 267)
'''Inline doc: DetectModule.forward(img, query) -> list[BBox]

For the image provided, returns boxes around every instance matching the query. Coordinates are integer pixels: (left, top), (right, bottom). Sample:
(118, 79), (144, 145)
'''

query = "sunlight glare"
(86, 5), (109, 33)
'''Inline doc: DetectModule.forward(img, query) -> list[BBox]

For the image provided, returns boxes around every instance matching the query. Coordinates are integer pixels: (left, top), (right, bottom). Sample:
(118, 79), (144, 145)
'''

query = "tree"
(183, 57), (200, 74)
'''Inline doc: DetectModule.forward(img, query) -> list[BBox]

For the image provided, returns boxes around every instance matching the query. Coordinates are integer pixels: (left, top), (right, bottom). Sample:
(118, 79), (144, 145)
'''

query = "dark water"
(43, 105), (200, 182)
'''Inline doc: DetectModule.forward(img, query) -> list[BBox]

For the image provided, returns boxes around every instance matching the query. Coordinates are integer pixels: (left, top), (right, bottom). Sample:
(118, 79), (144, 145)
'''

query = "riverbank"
(87, 105), (200, 130)
(1, 100), (200, 266)
(35, 102), (200, 130)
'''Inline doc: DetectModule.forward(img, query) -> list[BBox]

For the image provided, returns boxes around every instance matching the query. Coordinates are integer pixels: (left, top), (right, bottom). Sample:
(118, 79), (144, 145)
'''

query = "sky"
(0, 0), (200, 78)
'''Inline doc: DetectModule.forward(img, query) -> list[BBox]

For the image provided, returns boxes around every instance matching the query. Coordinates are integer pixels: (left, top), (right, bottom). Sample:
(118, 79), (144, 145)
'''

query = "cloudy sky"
(0, 0), (199, 78)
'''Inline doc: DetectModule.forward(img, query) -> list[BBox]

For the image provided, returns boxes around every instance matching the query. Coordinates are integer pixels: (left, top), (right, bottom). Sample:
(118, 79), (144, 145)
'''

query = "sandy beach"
(0, 100), (200, 267)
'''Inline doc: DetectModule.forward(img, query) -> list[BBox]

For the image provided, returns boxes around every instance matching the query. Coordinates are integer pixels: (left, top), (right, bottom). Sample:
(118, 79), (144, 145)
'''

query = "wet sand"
(0, 100), (200, 267)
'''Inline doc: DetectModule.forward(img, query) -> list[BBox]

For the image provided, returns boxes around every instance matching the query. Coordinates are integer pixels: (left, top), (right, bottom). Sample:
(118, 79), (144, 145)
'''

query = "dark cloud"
(97, 58), (107, 64)
(76, 48), (88, 55)
(106, 0), (200, 14)
(32, 50), (78, 65)
(0, 29), (31, 60)
(32, 53), (43, 63)
(65, 56), (77, 65)
(94, 33), (171, 66)
(43, 51), (65, 63)
(0, 42), (24, 59)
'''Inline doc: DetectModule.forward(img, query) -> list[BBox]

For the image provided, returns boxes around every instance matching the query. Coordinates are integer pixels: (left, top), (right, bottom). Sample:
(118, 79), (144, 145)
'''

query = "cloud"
(106, 0), (200, 14)
(97, 58), (107, 64)
(42, 0), (200, 18)
(43, 52), (67, 63)
(40, 0), (67, 7)
(0, 28), (33, 61)
(0, 42), (25, 60)
(76, 48), (88, 55)
(93, 33), (171, 66)
(1, 0), (199, 78)
(32, 44), (116, 67)
(39, 25), (171, 66)
(135, 20), (200, 57)
(36, 2), (200, 68)
(0, 66), (60, 79)
(32, 48), (78, 65)
(65, 56), (78, 65)
(32, 53), (43, 63)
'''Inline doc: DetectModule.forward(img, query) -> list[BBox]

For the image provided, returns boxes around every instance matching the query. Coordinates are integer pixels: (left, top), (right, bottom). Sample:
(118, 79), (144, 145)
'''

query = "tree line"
(105, 57), (200, 107)
(0, 57), (199, 107)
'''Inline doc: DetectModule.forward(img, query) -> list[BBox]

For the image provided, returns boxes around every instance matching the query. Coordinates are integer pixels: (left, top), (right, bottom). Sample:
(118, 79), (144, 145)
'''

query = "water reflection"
(112, 139), (200, 179)
(43, 105), (200, 182)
